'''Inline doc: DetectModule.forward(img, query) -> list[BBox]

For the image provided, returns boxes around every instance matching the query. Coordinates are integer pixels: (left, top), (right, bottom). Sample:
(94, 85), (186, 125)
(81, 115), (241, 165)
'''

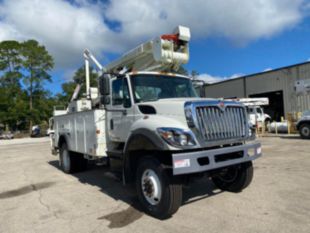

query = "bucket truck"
(51, 26), (262, 219)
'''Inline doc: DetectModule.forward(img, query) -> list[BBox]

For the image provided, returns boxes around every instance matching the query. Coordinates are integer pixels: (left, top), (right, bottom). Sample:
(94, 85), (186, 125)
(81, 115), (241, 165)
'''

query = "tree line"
(0, 40), (54, 133)
(0, 39), (98, 133)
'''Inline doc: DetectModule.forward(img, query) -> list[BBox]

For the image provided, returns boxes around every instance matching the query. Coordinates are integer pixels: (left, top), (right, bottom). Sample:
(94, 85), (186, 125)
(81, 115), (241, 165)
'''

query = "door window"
(247, 108), (254, 114)
(112, 78), (131, 108)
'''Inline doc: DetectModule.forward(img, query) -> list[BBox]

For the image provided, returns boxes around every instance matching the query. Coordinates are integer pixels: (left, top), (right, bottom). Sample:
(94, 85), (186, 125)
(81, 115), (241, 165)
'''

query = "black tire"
(299, 124), (310, 139)
(212, 161), (253, 193)
(135, 157), (182, 219)
(59, 143), (87, 173)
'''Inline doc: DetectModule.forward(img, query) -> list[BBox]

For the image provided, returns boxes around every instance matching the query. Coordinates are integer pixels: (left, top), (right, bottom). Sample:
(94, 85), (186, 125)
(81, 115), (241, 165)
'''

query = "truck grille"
(195, 106), (247, 141)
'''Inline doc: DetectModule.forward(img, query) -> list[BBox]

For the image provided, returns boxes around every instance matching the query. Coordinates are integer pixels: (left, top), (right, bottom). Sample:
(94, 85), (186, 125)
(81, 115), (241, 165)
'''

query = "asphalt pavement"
(0, 136), (309, 233)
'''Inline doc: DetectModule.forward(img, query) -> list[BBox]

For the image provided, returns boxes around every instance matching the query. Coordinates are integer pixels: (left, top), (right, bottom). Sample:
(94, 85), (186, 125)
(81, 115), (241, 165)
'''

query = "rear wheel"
(212, 161), (253, 192)
(136, 157), (182, 219)
(299, 124), (310, 139)
(59, 143), (87, 173)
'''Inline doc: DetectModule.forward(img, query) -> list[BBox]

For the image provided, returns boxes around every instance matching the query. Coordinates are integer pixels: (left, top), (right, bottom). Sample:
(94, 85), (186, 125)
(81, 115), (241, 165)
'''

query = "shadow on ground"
(0, 182), (55, 199)
(48, 160), (222, 226)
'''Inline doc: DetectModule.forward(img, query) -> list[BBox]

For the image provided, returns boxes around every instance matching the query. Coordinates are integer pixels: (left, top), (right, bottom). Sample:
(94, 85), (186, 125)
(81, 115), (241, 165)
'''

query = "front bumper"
(172, 142), (262, 175)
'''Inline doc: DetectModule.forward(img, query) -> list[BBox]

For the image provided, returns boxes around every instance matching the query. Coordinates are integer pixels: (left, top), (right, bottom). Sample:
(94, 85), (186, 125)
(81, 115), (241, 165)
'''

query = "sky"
(0, 0), (310, 94)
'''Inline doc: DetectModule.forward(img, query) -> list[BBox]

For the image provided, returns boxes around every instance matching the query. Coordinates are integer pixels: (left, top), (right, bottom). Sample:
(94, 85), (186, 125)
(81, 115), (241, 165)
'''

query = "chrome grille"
(195, 106), (247, 141)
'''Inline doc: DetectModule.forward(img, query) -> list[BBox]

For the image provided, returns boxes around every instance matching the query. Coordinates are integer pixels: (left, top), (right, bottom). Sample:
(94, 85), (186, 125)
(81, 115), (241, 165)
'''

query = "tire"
(59, 143), (87, 173)
(212, 161), (253, 193)
(135, 157), (182, 219)
(299, 124), (310, 139)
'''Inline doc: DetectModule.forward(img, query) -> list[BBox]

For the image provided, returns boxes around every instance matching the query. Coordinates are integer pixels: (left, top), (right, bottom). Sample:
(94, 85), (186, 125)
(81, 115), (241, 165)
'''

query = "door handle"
(122, 110), (127, 116)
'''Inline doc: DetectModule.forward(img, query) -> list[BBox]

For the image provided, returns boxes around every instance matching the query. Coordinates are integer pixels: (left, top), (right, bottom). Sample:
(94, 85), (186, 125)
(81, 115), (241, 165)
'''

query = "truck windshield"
(131, 74), (198, 103)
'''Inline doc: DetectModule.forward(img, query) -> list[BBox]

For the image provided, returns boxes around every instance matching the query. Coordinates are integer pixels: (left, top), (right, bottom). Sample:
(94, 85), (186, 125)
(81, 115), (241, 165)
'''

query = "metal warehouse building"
(203, 62), (310, 121)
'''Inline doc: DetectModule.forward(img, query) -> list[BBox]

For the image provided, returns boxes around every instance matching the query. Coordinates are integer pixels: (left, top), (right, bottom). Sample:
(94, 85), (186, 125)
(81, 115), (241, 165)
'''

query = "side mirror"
(99, 74), (111, 105)
(99, 74), (111, 96)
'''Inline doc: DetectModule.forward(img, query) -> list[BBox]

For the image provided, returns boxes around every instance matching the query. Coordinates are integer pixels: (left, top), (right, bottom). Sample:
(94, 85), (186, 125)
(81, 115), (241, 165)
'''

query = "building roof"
(204, 60), (310, 87)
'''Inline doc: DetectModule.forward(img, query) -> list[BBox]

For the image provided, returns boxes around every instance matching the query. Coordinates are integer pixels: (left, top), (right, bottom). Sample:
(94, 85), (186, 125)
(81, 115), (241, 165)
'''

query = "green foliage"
(0, 39), (101, 132)
(73, 65), (98, 87)
(58, 66), (98, 103)
(0, 85), (28, 130)
(21, 40), (54, 100)
(21, 40), (54, 131)
(0, 41), (22, 88)
(0, 39), (54, 131)
(0, 41), (24, 130)
(55, 82), (76, 106)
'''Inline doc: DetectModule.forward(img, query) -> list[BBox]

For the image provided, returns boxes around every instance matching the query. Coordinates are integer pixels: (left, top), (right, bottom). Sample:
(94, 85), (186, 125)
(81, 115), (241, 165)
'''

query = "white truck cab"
(233, 98), (271, 127)
(51, 26), (262, 219)
(248, 106), (271, 126)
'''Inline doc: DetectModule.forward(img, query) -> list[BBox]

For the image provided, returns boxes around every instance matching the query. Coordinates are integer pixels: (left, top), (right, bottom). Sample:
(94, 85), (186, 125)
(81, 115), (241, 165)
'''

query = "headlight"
(184, 107), (195, 127)
(157, 128), (197, 147)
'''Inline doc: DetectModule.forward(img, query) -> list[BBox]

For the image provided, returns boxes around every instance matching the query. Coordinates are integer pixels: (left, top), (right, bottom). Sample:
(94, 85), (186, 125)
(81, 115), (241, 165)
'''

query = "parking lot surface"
(0, 136), (309, 233)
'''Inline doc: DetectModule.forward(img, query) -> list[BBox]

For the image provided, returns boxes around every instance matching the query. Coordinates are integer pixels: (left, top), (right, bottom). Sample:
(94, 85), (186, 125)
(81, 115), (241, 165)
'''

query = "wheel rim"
(62, 149), (70, 171)
(141, 169), (162, 205)
(301, 126), (310, 137)
(218, 167), (238, 182)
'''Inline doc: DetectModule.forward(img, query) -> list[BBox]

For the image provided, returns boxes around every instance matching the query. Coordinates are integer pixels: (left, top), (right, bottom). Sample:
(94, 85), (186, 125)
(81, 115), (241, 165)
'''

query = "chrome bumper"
(172, 142), (262, 175)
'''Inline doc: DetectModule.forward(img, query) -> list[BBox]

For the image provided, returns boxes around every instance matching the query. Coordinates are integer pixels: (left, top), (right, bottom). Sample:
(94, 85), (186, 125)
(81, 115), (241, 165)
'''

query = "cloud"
(263, 68), (273, 72)
(197, 73), (244, 84)
(0, 0), (308, 69)
(106, 0), (306, 44)
(0, 0), (117, 68)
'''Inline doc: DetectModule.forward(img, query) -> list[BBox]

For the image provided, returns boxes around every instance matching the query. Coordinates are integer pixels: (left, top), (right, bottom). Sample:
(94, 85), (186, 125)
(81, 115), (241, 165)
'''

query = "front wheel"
(136, 157), (182, 219)
(299, 124), (310, 139)
(212, 161), (253, 193)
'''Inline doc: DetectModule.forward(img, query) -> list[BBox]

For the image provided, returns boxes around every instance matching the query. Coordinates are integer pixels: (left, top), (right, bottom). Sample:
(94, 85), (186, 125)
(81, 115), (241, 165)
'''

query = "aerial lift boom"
(82, 25), (191, 99)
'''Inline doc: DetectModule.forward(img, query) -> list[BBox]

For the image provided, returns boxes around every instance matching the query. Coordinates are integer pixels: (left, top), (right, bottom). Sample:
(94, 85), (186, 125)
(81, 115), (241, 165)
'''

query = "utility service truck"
(51, 26), (262, 219)
(235, 98), (271, 127)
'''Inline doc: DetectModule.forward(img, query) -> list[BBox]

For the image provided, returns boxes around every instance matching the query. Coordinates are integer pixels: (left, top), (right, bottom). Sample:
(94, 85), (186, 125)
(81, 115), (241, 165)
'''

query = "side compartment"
(53, 109), (107, 157)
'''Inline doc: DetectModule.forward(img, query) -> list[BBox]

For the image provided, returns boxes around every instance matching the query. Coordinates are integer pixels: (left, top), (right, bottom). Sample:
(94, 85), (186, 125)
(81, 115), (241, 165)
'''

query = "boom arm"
(83, 49), (104, 99)
(83, 25), (191, 98)
(105, 25), (190, 73)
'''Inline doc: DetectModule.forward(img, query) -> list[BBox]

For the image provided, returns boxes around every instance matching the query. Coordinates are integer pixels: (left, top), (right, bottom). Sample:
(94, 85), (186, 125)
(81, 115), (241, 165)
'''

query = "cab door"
(106, 76), (134, 142)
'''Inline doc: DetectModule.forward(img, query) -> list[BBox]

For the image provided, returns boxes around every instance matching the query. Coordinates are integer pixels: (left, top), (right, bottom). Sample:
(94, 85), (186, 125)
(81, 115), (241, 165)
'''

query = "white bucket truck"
(236, 98), (271, 127)
(51, 26), (262, 219)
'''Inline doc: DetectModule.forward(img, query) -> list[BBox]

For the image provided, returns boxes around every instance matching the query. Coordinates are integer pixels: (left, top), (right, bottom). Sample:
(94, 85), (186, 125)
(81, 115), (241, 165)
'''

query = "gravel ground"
(0, 136), (309, 233)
